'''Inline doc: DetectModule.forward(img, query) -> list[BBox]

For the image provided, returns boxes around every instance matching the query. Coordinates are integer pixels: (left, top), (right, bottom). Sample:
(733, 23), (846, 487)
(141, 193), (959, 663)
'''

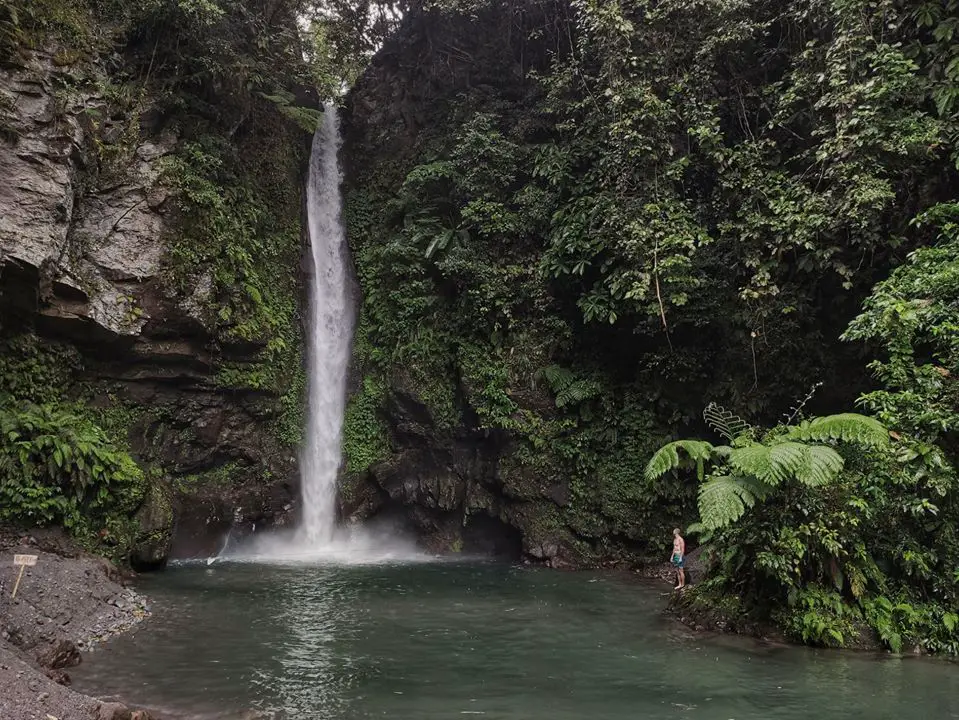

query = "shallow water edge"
(71, 560), (959, 720)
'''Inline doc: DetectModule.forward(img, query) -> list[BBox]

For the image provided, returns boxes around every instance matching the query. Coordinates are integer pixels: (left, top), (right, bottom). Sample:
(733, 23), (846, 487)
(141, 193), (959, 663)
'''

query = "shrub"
(0, 399), (144, 540)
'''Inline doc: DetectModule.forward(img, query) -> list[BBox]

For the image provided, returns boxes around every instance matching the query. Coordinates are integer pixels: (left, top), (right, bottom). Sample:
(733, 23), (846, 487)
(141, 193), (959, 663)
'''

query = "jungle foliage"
(0, 336), (151, 560)
(645, 411), (888, 530)
(648, 405), (959, 654)
(344, 0), (959, 652)
(0, 398), (145, 549)
(5, 0), (959, 652)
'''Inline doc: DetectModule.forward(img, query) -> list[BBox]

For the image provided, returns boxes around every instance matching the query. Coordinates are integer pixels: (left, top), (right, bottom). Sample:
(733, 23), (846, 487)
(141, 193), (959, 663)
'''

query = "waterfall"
(222, 105), (424, 564)
(300, 103), (355, 544)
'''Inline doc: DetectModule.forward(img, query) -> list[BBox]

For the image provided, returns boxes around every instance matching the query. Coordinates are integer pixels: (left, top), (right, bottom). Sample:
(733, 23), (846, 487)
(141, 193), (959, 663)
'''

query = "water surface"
(72, 562), (959, 719)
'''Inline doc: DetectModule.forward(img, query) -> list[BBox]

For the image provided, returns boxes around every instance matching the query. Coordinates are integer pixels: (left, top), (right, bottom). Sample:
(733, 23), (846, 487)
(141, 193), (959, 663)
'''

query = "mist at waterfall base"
(219, 105), (422, 566)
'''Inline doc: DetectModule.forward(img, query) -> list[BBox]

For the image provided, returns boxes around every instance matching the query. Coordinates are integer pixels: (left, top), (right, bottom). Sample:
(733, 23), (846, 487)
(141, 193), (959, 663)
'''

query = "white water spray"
(215, 105), (424, 565)
(299, 103), (355, 544)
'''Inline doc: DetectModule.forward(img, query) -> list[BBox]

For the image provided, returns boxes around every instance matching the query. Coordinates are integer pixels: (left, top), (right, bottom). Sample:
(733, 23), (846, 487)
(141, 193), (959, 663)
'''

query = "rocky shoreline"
(0, 529), (154, 720)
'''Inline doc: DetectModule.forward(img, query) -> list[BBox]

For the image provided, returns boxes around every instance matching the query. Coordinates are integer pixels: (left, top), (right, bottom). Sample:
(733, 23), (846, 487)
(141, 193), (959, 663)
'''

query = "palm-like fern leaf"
(727, 442), (800, 485)
(793, 445), (844, 487)
(537, 365), (601, 408)
(766, 442), (810, 483)
(698, 475), (763, 530)
(538, 364), (573, 390)
(728, 441), (844, 487)
(556, 379), (601, 408)
(703, 403), (752, 441)
(644, 440), (716, 481)
(786, 413), (889, 447)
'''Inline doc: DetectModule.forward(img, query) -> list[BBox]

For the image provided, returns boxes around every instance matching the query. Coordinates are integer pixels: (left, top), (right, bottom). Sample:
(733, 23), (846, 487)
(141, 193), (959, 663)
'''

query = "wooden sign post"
(11, 554), (38, 599)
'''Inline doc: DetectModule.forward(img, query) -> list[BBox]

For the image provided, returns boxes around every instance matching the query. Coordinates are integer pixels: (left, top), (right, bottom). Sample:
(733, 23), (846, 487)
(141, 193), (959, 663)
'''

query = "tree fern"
(644, 440), (716, 481)
(703, 402), (752, 441)
(786, 413), (889, 447)
(698, 475), (763, 530)
(644, 408), (887, 533)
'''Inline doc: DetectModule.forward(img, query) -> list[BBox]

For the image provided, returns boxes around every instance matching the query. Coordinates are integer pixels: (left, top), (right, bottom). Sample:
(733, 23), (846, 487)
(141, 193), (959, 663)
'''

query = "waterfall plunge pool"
(71, 561), (959, 720)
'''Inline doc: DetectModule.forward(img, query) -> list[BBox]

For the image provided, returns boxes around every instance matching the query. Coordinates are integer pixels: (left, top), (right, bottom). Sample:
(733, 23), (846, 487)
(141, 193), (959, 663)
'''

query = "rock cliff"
(339, 1), (609, 567)
(337, 0), (895, 567)
(0, 4), (312, 567)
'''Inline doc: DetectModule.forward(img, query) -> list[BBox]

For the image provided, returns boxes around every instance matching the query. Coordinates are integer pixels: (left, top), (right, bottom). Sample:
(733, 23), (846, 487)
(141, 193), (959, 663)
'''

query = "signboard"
(11, 554), (38, 598)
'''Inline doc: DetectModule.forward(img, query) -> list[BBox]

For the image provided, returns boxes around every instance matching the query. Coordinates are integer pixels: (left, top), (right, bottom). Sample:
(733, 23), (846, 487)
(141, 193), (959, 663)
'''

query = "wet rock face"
(0, 51), (173, 340)
(0, 50), (299, 565)
(340, 385), (563, 566)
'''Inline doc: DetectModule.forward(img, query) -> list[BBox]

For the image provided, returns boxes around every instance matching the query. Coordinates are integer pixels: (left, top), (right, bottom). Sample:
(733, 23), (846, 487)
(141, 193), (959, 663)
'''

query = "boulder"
(36, 640), (80, 671)
(129, 484), (173, 571)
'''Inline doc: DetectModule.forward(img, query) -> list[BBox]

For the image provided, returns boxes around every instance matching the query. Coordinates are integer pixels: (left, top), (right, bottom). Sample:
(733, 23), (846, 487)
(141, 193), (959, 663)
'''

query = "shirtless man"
(671, 528), (685, 590)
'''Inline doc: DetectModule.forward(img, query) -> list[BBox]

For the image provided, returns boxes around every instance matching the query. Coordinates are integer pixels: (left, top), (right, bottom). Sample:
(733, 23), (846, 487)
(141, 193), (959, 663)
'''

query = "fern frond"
(644, 440), (715, 481)
(711, 445), (732, 460)
(703, 403), (752, 441)
(766, 442), (808, 483)
(537, 365), (601, 408)
(684, 521), (713, 543)
(727, 443), (791, 483)
(729, 441), (843, 487)
(537, 364), (573, 392)
(698, 475), (760, 530)
(793, 445), (844, 487)
(555, 379), (601, 407)
(786, 413), (888, 447)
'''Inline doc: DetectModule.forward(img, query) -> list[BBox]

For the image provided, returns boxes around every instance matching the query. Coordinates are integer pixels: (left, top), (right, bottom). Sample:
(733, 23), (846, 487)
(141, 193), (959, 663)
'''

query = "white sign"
(11, 554), (38, 598)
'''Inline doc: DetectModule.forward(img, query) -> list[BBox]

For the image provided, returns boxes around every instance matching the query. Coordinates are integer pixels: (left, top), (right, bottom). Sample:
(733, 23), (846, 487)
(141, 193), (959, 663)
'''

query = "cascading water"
(299, 103), (355, 544)
(216, 105), (423, 564)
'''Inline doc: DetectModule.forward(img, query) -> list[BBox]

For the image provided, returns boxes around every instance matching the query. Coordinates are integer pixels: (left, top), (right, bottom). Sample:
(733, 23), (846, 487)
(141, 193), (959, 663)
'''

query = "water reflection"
(250, 568), (354, 718)
(71, 563), (959, 720)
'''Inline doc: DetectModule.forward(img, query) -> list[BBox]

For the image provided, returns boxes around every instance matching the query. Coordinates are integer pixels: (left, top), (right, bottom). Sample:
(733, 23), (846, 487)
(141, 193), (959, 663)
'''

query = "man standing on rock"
(671, 528), (685, 590)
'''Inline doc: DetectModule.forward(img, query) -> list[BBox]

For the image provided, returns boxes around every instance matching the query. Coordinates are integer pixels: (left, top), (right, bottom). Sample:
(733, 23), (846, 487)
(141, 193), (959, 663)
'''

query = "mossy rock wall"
(339, 2), (695, 567)
(337, 0), (939, 566)
(0, 0), (314, 565)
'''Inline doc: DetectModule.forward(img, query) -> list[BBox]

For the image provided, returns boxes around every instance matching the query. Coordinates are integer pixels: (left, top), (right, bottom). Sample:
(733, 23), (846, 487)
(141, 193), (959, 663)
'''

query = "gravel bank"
(0, 529), (155, 720)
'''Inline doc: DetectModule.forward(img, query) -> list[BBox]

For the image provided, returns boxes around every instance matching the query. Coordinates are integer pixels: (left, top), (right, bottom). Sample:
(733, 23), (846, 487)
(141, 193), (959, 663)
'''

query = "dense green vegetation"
(0, 399), (145, 551)
(648, 407), (959, 654)
(0, 336), (146, 559)
(645, 411), (889, 531)
(3, 0), (957, 654)
(343, 0), (959, 652)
